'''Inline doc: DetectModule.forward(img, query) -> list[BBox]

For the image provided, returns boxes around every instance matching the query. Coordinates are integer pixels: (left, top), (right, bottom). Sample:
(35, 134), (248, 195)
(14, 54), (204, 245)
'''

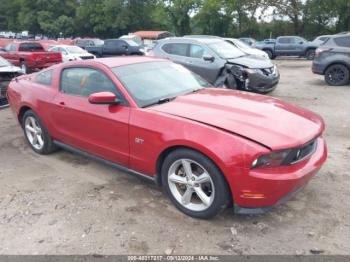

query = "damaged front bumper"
(243, 65), (280, 93)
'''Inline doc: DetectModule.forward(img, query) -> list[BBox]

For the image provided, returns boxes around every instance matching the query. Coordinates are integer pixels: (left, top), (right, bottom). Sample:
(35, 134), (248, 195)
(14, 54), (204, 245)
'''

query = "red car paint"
(0, 41), (62, 71)
(7, 57), (327, 210)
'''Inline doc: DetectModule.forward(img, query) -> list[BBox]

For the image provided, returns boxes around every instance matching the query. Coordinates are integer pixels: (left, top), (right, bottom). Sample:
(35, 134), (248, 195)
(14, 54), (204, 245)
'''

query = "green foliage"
(0, 0), (349, 39)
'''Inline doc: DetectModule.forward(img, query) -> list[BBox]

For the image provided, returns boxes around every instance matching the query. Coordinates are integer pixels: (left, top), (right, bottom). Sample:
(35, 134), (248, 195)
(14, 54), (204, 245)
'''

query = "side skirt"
(53, 140), (157, 184)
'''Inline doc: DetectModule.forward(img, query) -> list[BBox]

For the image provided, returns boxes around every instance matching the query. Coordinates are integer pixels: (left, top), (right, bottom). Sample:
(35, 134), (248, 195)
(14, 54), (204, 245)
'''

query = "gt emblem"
(135, 138), (144, 144)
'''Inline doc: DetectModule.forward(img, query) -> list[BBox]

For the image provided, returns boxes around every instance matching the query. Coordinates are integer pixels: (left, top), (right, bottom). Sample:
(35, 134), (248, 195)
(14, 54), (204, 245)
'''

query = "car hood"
(151, 88), (324, 150)
(227, 55), (273, 68)
(244, 49), (268, 58)
(0, 65), (22, 73)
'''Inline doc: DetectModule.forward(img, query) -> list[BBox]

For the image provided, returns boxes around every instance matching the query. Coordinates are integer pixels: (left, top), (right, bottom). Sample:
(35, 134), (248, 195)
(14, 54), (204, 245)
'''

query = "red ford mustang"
(7, 57), (327, 218)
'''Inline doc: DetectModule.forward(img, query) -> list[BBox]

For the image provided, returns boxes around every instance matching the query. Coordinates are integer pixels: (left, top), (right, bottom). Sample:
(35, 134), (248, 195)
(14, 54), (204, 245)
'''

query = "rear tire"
(161, 148), (231, 219)
(22, 110), (57, 154)
(324, 64), (350, 86)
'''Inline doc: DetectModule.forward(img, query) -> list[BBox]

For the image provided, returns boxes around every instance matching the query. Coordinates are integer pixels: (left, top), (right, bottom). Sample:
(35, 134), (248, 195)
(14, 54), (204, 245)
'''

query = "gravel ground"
(0, 59), (349, 255)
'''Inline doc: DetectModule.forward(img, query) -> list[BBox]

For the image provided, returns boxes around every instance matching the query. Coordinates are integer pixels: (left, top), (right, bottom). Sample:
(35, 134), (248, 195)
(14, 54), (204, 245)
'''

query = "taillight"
(315, 47), (332, 57)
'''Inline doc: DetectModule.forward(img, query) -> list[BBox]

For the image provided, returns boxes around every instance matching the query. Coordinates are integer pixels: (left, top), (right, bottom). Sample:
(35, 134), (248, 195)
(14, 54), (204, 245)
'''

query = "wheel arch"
(18, 105), (33, 126)
(155, 145), (230, 190)
(324, 61), (350, 74)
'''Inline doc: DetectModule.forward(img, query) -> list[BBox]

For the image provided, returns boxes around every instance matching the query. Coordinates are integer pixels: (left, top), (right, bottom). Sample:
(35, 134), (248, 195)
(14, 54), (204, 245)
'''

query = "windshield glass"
(208, 41), (246, 59)
(66, 46), (86, 54)
(0, 56), (11, 67)
(124, 40), (139, 46)
(112, 61), (210, 108)
(93, 39), (104, 46)
(232, 39), (252, 50)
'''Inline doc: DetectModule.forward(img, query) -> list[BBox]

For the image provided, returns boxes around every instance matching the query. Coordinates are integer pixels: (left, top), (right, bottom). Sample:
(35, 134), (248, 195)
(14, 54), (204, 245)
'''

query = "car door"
(184, 44), (220, 83)
(275, 37), (293, 55)
(50, 66), (130, 166)
(102, 40), (115, 56)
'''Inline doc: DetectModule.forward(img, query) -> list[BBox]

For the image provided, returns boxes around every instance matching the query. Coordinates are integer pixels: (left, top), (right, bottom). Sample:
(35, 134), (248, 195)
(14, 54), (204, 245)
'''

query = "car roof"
(329, 33), (350, 38)
(159, 36), (223, 45)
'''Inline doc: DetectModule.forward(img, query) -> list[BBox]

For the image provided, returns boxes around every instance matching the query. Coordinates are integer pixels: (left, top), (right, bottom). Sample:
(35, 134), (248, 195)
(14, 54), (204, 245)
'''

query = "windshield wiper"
(142, 96), (177, 108)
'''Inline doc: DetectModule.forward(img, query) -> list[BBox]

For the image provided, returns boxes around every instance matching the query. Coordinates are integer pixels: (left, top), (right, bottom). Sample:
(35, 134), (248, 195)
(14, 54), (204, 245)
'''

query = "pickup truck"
(0, 42), (62, 74)
(85, 39), (144, 57)
(255, 36), (320, 60)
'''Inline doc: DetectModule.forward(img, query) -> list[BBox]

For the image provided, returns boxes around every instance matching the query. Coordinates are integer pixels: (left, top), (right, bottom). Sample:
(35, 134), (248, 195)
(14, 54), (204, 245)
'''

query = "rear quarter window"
(334, 36), (350, 47)
(19, 43), (44, 52)
(278, 37), (291, 44)
(36, 70), (53, 86)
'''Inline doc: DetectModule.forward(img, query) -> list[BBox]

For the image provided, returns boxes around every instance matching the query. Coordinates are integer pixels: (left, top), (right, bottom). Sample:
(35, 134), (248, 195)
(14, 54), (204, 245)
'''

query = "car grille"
(80, 56), (94, 60)
(283, 139), (318, 165)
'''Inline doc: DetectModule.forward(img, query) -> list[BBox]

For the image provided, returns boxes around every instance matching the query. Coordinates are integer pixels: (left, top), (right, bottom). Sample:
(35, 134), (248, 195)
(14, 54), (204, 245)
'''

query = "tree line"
(0, 0), (349, 40)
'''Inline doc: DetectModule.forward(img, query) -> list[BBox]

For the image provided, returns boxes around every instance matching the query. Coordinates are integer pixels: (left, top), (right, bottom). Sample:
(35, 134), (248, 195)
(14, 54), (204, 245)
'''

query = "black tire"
(324, 64), (350, 86)
(22, 110), (57, 154)
(161, 148), (231, 219)
(264, 49), (274, 59)
(305, 49), (316, 60)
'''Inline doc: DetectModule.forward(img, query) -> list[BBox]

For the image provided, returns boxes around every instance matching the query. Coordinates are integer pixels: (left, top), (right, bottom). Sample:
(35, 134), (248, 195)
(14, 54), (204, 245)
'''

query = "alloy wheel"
(327, 67), (346, 85)
(167, 159), (215, 212)
(25, 116), (44, 150)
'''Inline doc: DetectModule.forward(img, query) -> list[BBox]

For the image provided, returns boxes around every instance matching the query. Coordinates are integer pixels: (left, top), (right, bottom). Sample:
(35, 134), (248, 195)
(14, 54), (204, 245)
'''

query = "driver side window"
(189, 44), (208, 59)
(60, 67), (121, 98)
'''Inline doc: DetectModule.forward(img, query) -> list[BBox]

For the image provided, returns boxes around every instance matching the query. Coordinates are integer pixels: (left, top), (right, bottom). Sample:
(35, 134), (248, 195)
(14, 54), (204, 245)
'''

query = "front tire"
(161, 149), (231, 219)
(324, 64), (350, 86)
(305, 49), (316, 60)
(22, 110), (56, 154)
(264, 49), (274, 59)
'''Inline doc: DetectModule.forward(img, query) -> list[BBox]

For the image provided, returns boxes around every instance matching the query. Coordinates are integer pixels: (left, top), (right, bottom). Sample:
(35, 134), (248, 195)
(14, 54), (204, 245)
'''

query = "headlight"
(251, 149), (292, 168)
(244, 68), (260, 74)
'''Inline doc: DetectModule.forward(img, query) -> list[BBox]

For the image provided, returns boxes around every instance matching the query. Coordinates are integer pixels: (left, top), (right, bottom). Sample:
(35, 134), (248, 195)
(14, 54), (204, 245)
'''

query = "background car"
(0, 56), (21, 107)
(224, 38), (269, 59)
(85, 39), (144, 57)
(0, 41), (62, 74)
(7, 57), (327, 219)
(150, 37), (279, 93)
(256, 36), (320, 60)
(312, 33), (350, 86)
(49, 45), (96, 62)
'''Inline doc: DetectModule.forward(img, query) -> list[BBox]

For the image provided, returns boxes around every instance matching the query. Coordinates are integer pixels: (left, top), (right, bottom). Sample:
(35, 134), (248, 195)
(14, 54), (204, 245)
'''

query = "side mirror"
(88, 92), (120, 105)
(203, 55), (215, 62)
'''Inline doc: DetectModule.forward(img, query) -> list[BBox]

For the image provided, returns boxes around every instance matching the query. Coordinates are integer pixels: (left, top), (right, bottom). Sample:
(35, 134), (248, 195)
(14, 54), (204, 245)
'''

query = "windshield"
(0, 56), (11, 67)
(124, 40), (139, 46)
(232, 39), (252, 50)
(66, 46), (86, 54)
(112, 61), (210, 108)
(208, 41), (246, 59)
(93, 39), (104, 46)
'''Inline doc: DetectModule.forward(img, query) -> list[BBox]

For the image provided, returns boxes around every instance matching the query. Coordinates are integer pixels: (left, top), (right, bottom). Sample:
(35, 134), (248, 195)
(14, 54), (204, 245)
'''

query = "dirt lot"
(0, 59), (349, 255)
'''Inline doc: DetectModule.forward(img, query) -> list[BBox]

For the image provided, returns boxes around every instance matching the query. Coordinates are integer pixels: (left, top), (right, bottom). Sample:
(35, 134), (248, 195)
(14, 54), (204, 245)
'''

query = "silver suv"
(149, 37), (279, 93)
